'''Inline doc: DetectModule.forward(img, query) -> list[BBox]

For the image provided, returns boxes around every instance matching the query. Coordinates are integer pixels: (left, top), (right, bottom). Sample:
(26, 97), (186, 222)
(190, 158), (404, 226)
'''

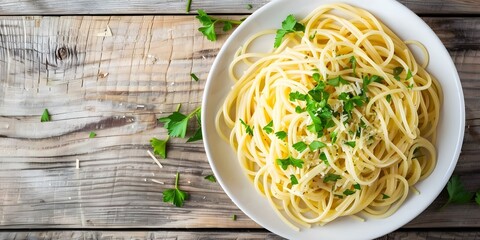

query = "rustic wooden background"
(0, 0), (479, 239)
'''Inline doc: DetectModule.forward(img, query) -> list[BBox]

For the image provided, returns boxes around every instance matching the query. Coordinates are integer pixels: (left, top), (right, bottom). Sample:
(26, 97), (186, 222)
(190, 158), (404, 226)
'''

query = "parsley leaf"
(382, 193), (390, 199)
(350, 56), (357, 76)
(187, 127), (203, 142)
(204, 174), (217, 182)
(353, 183), (361, 190)
(343, 189), (356, 196)
(393, 67), (403, 81)
(232, 214), (237, 221)
(89, 131), (97, 138)
(239, 119), (254, 136)
(406, 69), (413, 80)
(362, 75), (381, 93)
(339, 92), (365, 115)
(196, 10), (243, 41)
(190, 73), (199, 82)
(276, 156), (304, 170)
(263, 121), (273, 134)
(442, 175), (474, 209)
(163, 172), (189, 207)
(312, 72), (321, 82)
(275, 131), (287, 141)
(334, 194), (344, 199)
(150, 137), (169, 159)
(319, 152), (329, 166)
(289, 91), (307, 101)
(323, 173), (342, 183)
(290, 174), (299, 185)
(330, 131), (338, 143)
(327, 76), (349, 87)
(158, 105), (201, 138)
(293, 141), (308, 152)
(309, 141), (326, 151)
(41, 109), (51, 122)
(246, 4), (253, 10)
(274, 14), (305, 48)
(386, 94), (392, 103)
(295, 106), (305, 113)
(309, 30), (317, 40)
(407, 83), (414, 89)
(345, 141), (356, 148)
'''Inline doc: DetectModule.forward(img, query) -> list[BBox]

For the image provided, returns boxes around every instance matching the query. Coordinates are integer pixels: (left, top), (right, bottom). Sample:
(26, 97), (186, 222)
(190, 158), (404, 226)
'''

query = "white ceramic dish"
(201, 0), (465, 239)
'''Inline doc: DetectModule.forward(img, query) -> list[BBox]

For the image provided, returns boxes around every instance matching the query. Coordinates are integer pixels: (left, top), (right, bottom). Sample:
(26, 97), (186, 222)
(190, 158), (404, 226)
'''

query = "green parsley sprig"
(158, 104), (202, 140)
(163, 172), (189, 207)
(196, 10), (243, 41)
(276, 156), (304, 170)
(150, 137), (169, 159)
(204, 174), (217, 183)
(41, 109), (51, 122)
(274, 14), (305, 48)
(441, 175), (474, 209)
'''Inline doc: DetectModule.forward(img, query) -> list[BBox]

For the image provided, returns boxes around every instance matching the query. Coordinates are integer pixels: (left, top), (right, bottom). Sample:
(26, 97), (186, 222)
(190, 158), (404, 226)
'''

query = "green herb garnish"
(150, 137), (169, 159)
(293, 141), (308, 152)
(393, 67), (403, 81)
(204, 174), (217, 183)
(190, 73), (199, 81)
(343, 189), (356, 196)
(263, 121), (273, 134)
(309, 141), (326, 151)
(41, 109), (51, 122)
(386, 94), (392, 103)
(319, 152), (329, 166)
(196, 10), (243, 41)
(274, 14), (305, 48)
(158, 104), (201, 138)
(323, 173), (342, 183)
(382, 193), (390, 199)
(406, 69), (413, 80)
(163, 172), (189, 207)
(350, 56), (357, 76)
(89, 131), (97, 138)
(239, 119), (254, 136)
(345, 141), (356, 148)
(353, 183), (361, 190)
(441, 175), (474, 209)
(275, 131), (287, 141)
(290, 174), (299, 185)
(276, 156), (304, 170)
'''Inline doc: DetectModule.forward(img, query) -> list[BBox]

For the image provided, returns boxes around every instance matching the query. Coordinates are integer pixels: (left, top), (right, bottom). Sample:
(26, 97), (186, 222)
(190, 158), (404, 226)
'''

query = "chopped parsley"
(89, 131), (97, 138)
(190, 73), (199, 81)
(323, 173), (342, 183)
(204, 174), (217, 183)
(338, 92), (366, 115)
(386, 94), (392, 103)
(292, 141), (308, 152)
(362, 75), (382, 93)
(290, 174), (299, 185)
(150, 137), (169, 159)
(309, 141), (326, 151)
(327, 76), (349, 87)
(353, 183), (361, 190)
(343, 189), (356, 196)
(289, 91), (307, 101)
(345, 141), (356, 148)
(295, 106), (305, 113)
(263, 121), (273, 134)
(330, 131), (338, 143)
(319, 152), (329, 166)
(246, 4), (253, 10)
(239, 118), (254, 136)
(406, 69), (413, 80)
(393, 67), (403, 81)
(309, 30), (317, 40)
(350, 56), (357, 76)
(382, 194), (390, 199)
(276, 156), (304, 170)
(275, 131), (287, 141)
(274, 14), (305, 48)
(41, 109), (51, 122)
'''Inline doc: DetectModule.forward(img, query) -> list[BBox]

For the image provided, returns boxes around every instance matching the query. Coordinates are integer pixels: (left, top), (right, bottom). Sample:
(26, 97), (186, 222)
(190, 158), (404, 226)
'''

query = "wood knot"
(56, 47), (68, 60)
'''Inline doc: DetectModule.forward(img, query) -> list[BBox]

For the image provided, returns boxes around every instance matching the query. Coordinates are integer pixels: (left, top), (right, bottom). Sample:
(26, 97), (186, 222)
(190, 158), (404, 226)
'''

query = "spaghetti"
(216, 3), (441, 230)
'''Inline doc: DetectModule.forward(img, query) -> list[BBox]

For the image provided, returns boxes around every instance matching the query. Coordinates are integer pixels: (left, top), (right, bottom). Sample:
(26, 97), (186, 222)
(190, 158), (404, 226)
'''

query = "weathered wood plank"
(0, 16), (479, 229)
(0, 0), (479, 15)
(0, 230), (479, 240)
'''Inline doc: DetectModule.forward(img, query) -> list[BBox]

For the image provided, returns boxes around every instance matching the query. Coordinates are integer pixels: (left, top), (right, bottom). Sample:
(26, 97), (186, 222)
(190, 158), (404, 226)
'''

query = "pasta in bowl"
(202, 0), (463, 239)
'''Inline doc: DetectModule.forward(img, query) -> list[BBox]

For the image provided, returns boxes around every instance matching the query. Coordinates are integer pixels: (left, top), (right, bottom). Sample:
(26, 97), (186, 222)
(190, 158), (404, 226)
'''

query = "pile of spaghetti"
(216, 3), (441, 230)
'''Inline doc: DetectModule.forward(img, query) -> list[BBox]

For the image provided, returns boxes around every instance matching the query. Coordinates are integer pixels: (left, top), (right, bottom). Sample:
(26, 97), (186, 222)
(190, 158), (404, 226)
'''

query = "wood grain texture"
(0, 231), (480, 240)
(0, 16), (479, 230)
(0, 0), (479, 15)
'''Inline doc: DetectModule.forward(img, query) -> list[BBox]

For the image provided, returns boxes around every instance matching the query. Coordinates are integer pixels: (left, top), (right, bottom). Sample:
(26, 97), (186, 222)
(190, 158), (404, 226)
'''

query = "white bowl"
(202, 0), (465, 239)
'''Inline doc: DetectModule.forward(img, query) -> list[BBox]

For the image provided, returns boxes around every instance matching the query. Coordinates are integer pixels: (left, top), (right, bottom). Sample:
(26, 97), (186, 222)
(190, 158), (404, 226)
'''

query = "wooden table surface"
(0, 0), (479, 239)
